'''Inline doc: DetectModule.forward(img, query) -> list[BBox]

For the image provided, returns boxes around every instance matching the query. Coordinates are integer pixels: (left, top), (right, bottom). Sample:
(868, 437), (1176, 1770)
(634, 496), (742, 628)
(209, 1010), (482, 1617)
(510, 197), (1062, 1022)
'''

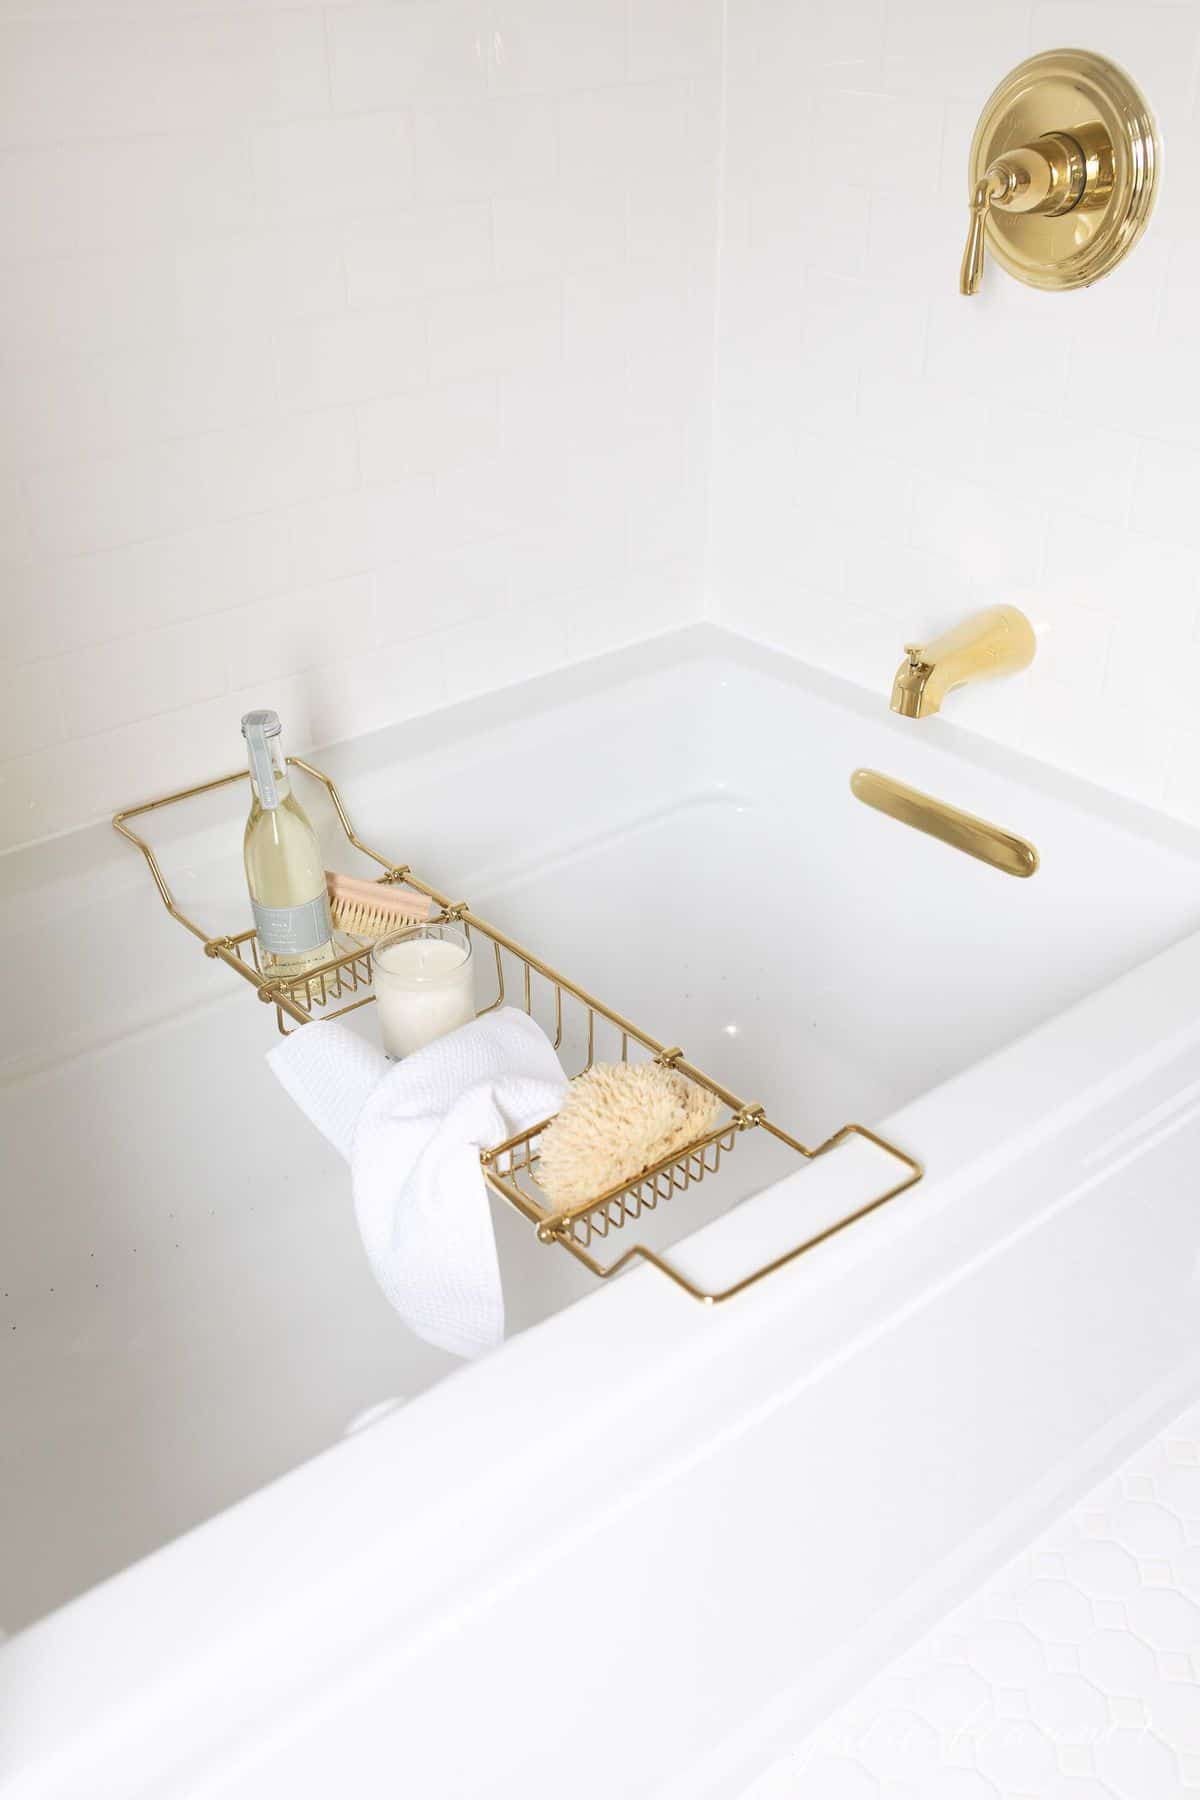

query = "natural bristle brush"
(325, 871), (435, 940)
(534, 1063), (721, 1208)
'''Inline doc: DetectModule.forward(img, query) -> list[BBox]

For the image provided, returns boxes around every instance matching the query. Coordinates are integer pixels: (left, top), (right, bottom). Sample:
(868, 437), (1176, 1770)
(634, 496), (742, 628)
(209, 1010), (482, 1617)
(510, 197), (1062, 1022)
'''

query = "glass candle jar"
(372, 922), (475, 1060)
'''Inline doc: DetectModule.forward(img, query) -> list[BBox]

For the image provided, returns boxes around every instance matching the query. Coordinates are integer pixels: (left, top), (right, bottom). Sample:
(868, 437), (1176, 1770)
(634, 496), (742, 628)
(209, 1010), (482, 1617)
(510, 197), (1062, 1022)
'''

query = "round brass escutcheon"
(967, 48), (1160, 293)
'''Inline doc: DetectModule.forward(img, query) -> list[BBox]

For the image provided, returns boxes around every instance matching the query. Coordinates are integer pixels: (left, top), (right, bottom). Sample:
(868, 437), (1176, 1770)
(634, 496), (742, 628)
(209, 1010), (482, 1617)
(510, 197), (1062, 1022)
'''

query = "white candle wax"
(373, 931), (475, 1060)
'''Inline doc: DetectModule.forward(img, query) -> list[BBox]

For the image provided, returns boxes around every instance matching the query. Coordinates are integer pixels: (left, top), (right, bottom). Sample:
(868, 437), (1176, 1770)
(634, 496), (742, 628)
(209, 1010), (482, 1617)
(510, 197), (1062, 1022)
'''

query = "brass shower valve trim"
(958, 50), (1159, 296)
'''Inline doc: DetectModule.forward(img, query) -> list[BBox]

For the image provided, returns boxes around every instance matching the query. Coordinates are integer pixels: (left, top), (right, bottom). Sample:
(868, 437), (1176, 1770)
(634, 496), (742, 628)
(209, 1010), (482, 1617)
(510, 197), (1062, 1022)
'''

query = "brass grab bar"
(851, 768), (1039, 879)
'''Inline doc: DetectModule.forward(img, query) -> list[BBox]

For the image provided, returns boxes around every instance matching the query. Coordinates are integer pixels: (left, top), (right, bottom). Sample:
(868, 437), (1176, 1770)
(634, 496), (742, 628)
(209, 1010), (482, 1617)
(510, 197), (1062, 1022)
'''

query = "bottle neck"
(245, 724), (288, 811)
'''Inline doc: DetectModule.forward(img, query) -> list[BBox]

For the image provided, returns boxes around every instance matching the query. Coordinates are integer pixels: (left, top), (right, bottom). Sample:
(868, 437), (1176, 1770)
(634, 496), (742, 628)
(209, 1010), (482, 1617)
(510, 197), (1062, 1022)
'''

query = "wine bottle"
(241, 710), (334, 980)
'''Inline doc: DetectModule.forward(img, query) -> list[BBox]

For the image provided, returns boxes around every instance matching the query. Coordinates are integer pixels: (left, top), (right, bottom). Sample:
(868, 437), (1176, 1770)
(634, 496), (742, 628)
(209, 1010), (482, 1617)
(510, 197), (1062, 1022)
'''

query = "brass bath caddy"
(115, 759), (922, 1305)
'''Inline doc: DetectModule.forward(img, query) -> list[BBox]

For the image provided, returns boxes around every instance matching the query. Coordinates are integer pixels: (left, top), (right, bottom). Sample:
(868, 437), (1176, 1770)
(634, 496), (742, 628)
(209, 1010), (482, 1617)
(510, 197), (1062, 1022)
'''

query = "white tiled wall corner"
(9, 0), (1200, 857)
(709, 0), (1200, 825)
(0, 0), (721, 853)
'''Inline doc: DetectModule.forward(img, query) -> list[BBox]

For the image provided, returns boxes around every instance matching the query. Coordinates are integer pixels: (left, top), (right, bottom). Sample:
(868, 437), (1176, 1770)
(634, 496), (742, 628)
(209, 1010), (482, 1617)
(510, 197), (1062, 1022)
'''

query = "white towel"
(268, 1008), (566, 1358)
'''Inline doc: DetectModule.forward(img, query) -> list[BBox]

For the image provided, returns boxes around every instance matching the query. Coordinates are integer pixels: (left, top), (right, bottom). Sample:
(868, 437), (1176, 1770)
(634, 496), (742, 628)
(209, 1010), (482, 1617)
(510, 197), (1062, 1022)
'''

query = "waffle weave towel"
(268, 1008), (566, 1357)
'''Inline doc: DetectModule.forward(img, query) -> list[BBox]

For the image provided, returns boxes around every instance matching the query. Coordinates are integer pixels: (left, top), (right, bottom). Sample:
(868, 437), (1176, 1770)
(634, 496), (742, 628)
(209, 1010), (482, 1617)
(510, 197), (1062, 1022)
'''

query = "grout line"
(319, 3), (336, 116)
(698, 0), (730, 628)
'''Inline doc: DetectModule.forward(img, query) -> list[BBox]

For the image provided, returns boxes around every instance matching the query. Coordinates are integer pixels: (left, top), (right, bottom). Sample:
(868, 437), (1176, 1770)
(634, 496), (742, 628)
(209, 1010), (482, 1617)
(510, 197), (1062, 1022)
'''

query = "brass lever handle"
(960, 175), (999, 296)
(960, 127), (1110, 296)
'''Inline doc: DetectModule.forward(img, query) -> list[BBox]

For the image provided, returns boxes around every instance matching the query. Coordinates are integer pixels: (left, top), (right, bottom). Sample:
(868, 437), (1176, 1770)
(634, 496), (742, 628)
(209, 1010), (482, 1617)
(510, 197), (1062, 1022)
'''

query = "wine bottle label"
(251, 893), (332, 957)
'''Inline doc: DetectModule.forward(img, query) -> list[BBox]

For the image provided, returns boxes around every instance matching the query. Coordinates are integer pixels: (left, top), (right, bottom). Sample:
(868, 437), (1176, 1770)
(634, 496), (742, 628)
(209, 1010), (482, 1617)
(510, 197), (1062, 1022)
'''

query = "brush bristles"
(330, 895), (428, 940)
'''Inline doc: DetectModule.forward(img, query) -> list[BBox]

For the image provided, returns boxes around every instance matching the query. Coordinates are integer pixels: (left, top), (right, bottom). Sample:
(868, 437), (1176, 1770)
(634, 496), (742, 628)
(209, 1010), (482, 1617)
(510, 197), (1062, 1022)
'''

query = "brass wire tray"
(114, 758), (923, 1305)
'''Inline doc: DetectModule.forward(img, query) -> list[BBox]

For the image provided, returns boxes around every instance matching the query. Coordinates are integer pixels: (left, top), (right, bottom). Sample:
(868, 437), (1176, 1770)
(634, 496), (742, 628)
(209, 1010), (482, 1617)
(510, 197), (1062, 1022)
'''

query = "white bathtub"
(3, 625), (1200, 1796)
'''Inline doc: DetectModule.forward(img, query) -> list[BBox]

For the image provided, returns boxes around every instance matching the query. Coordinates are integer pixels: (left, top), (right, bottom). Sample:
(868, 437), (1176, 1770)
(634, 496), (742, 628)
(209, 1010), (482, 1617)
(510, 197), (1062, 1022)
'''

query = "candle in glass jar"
(373, 923), (475, 1060)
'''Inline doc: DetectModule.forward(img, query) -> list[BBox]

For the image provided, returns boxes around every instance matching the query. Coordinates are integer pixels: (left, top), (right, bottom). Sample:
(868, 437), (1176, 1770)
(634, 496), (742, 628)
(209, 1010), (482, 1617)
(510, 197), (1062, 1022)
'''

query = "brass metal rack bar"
(114, 758), (924, 1305)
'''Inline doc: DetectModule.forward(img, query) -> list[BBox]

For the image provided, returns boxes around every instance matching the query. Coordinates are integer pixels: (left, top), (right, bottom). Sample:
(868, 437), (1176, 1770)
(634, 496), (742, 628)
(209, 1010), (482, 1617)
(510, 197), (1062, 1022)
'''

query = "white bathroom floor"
(741, 1402), (1200, 1799)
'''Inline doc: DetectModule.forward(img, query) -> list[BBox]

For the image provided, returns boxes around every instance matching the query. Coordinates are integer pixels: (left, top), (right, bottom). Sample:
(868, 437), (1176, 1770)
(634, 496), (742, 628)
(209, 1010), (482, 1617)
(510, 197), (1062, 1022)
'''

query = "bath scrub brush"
(535, 1061), (721, 1208)
(325, 870), (434, 940)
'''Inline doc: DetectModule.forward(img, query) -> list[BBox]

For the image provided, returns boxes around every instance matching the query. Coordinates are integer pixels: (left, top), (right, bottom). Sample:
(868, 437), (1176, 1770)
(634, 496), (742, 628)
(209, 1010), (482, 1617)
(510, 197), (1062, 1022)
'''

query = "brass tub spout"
(890, 605), (1036, 720)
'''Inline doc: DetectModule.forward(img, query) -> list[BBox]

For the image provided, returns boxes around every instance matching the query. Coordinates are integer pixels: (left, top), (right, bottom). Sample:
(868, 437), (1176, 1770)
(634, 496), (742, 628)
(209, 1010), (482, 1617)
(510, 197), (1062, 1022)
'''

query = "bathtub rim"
(5, 918), (1200, 1795)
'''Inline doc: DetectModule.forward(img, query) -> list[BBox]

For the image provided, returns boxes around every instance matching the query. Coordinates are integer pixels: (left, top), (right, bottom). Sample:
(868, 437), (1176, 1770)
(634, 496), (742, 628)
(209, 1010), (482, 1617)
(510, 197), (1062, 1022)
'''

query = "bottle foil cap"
(242, 711), (280, 809)
(241, 709), (282, 738)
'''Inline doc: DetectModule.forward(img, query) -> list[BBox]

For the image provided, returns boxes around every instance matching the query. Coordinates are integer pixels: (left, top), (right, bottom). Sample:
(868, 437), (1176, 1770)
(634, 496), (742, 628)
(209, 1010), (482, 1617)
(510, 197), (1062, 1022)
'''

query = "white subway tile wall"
(710, 0), (1200, 824)
(6, 0), (1200, 854)
(0, 0), (719, 850)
